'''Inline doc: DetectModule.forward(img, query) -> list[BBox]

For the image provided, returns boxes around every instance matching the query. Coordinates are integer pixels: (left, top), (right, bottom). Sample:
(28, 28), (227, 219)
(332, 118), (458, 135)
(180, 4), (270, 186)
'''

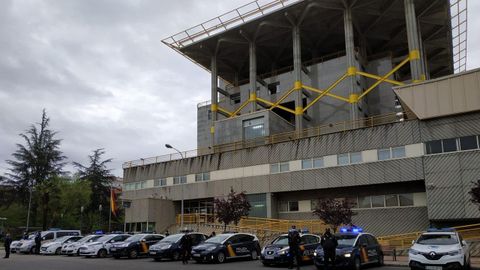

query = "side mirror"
(411, 240), (415, 245)
(462, 240), (467, 247)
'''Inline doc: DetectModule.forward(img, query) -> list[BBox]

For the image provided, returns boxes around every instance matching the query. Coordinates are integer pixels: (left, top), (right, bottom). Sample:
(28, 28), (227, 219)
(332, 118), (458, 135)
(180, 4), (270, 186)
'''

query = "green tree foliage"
(312, 198), (357, 232)
(73, 149), (113, 231)
(4, 110), (66, 230)
(214, 188), (251, 231)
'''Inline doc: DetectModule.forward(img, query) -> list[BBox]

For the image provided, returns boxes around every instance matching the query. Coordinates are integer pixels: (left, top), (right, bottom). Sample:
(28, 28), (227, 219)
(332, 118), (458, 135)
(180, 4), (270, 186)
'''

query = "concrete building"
(122, 0), (477, 236)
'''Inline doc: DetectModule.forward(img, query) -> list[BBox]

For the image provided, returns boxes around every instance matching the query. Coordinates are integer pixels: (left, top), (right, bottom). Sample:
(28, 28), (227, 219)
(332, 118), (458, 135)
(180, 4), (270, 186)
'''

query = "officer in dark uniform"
(4, 233), (12, 259)
(321, 228), (338, 270)
(288, 225), (301, 270)
(180, 234), (192, 264)
(34, 231), (41, 254)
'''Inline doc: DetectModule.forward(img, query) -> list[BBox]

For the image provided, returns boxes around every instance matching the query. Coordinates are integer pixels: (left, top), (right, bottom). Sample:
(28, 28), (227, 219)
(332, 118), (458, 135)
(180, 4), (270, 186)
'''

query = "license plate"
(426, 266), (442, 270)
(193, 254), (201, 257)
(150, 252), (156, 255)
(265, 255), (274, 259)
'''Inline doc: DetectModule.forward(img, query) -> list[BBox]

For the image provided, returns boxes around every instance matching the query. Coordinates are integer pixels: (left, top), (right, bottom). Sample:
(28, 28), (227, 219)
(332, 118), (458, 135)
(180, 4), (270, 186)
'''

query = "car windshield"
(271, 235), (289, 245)
(417, 234), (459, 245)
(95, 235), (115, 243)
(336, 234), (357, 247)
(160, 234), (184, 243)
(205, 234), (231, 244)
(55, 236), (70, 243)
(125, 235), (144, 242)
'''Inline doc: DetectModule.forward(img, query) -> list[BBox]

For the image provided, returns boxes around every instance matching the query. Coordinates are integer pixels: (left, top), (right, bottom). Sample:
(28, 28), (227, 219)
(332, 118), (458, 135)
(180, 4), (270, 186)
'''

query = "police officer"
(4, 233), (12, 259)
(165, 230), (170, 236)
(321, 228), (338, 270)
(288, 225), (301, 270)
(208, 231), (216, 238)
(34, 231), (41, 254)
(180, 234), (192, 264)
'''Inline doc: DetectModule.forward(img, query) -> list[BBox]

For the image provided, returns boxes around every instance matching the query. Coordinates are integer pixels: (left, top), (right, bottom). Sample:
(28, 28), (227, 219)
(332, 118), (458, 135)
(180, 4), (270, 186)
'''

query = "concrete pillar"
(249, 42), (257, 112)
(404, 0), (425, 82)
(292, 25), (303, 131)
(344, 6), (359, 122)
(266, 192), (277, 219)
(210, 55), (218, 147)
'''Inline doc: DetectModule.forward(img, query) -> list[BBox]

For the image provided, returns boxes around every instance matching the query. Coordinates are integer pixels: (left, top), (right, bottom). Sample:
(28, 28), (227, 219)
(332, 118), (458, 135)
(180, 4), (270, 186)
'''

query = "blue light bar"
(340, 226), (363, 234)
(426, 227), (455, 232)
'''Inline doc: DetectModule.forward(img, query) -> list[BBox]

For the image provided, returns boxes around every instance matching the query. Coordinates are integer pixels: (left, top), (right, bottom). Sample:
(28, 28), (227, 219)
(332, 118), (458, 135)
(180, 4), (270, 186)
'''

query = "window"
(154, 179), (166, 187)
(243, 117), (265, 140)
(230, 93), (241, 104)
(267, 82), (280, 95)
(358, 196), (371, 208)
(302, 159), (313, 169)
(280, 162), (289, 172)
(378, 149), (391, 161)
(195, 172), (210, 182)
(426, 140), (442, 154)
(173, 176), (187, 185)
(338, 153), (350, 165)
(392, 146), (406, 158)
(288, 201), (299, 212)
(399, 193), (414, 206)
(460, 136), (478, 150)
(385, 195), (399, 207)
(442, 138), (457, 152)
(135, 182), (141, 190)
(279, 201), (288, 212)
(43, 233), (54, 241)
(207, 110), (212, 120)
(371, 195), (385, 208)
(271, 162), (289, 173)
(350, 152), (362, 164)
(270, 164), (279, 173)
(313, 157), (324, 168)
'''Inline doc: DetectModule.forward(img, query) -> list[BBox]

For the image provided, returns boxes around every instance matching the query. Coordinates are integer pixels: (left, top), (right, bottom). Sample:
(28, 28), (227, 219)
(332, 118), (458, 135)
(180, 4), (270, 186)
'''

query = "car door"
(300, 235), (320, 260)
(237, 234), (255, 256)
(226, 235), (245, 257)
(190, 234), (205, 247)
(365, 235), (380, 263)
(357, 235), (370, 264)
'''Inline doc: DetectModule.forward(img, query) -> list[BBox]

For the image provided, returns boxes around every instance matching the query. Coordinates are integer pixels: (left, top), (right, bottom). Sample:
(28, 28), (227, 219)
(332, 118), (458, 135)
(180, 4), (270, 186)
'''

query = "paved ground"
(0, 253), (409, 270)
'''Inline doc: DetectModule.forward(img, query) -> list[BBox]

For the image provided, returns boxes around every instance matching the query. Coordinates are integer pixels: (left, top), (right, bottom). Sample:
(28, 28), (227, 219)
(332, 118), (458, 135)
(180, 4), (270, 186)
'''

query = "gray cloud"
(0, 0), (479, 177)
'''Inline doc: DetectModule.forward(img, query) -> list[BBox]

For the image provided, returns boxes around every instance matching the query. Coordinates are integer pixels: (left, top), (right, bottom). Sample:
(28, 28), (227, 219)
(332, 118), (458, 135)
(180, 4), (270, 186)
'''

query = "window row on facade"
(425, 135), (480, 155)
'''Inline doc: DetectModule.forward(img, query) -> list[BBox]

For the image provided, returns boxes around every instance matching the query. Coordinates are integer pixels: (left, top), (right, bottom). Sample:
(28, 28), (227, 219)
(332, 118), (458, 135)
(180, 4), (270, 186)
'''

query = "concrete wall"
(366, 56), (396, 116)
(197, 105), (211, 149)
(125, 198), (175, 233)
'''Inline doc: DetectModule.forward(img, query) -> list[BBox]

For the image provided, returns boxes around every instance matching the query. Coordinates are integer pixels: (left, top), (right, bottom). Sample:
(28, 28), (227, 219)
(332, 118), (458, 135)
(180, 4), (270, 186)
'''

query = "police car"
(260, 233), (321, 266)
(110, 233), (164, 259)
(409, 228), (471, 270)
(313, 227), (384, 270)
(191, 233), (261, 263)
(40, 235), (83, 255)
(61, 234), (103, 256)
(78, 234), (131, 258)
(149, 232), (208, 261)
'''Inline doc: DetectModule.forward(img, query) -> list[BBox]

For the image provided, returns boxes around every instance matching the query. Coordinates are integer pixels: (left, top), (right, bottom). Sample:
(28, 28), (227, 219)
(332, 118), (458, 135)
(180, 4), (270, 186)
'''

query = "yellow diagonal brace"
(269, 87), (295, 110)
(302, 85), (350, 103)
(230, 100), (250, 117)
(302, 72), (349, 112)
(257, 97), (296, 115)
(356, 71), (405, 86)
(357, 56), (411, 100)
(217, 106), (233, 117)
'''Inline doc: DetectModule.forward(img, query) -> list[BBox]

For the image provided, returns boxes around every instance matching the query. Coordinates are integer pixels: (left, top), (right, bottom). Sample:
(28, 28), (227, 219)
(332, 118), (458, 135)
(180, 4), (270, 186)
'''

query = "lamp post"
(80, 206), (84, 233)
(165, 144), (185, 229)
(26, 179), (33, 232)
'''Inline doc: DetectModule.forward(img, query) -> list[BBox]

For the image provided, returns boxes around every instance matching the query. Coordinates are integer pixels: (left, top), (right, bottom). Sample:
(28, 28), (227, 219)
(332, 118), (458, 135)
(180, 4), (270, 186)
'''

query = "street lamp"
(165, 144), (185, 229)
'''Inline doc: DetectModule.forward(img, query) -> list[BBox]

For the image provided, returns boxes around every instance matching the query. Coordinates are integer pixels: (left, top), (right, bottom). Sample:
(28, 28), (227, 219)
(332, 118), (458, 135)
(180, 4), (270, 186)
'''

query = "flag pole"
(108, 186), (112, 232)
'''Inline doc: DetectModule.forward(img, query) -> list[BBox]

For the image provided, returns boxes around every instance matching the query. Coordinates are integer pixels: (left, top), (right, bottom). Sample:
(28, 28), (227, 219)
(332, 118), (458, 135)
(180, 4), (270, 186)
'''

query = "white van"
(18, 229), (81, 253)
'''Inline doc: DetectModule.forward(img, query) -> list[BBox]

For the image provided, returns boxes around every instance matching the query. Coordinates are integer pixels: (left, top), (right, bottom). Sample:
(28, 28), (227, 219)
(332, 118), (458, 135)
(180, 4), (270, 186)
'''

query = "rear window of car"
(417, 234), (459, 245)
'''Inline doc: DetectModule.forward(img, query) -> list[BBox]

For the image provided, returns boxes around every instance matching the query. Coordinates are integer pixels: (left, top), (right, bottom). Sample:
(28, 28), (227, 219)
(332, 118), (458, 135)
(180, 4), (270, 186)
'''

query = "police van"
(18, 229), (81, 254)
(191, 233), (261, 263)
(260, 233), (321, 266)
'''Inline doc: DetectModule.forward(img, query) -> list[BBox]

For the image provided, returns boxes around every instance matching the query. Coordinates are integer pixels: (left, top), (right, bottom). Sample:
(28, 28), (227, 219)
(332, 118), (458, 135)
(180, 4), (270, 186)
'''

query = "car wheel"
(354, 257), (361, 270)
(172, 251), (180, 261)
(128, 250), (138, 259)
(55, 248), (61, 255)
(251, 250), (258, 260)
(30, 247), (36, 254)
(97, 249), (107, 258)
(216, 251), (226, 263)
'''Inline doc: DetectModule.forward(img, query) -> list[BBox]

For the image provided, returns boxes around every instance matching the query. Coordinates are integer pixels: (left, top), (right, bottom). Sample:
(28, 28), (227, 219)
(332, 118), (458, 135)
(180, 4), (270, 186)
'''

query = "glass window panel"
(280, 162), (289, 172)
(160, 179), (166, 186)
(302, 159), (313, 169)
(270, 164), (279, 173)
(442, 138), (457, 152)
(313, 158), (324, 168)
(426, 140), (442, 154)
(311, 200), (319, 210)
(350, 152), (362, 164)
(371, 195), (385, 208)
(195, 174), (203, 182)
(378, 149), (391, 161)
(358, 196), (371, 208)
(392, 146), (406, 158)
(279, 202), (288, 212)
(288, 201), (299, 212)
(399, 193), (414, 206)
(181, 176), (187, 184)
(203, 173), (210, 181)
(460, 136), (478, 150)
(338, 153), (350, 165)
(385, 195), (399, 207)
(346, 198), (358, 209)
(243, 117), (265, 140)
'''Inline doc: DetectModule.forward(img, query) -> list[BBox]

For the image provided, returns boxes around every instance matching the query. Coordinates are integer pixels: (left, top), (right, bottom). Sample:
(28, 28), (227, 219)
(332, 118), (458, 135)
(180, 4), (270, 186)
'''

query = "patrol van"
(191, 233), (261, 263)
(18, 229), (81, 254)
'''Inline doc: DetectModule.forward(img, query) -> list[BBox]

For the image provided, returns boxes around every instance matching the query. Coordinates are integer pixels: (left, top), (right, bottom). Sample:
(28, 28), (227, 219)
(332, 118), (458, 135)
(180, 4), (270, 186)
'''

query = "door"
(357, 235), (370, 264)
(365, 235), (380, 263)
(300, 235), (320, 261)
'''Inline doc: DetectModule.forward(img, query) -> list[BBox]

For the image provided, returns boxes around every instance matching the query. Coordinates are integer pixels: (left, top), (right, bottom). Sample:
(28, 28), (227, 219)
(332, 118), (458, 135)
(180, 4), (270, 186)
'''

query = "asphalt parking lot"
(0, 254), (409, 270)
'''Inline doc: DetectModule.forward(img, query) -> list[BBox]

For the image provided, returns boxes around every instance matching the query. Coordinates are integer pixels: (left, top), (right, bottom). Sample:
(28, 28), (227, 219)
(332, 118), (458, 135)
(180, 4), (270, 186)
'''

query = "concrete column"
(210, 55), (218, 147)
(292, 25), (303, 131)
(404, 0), (425, 82)
(249, 42), (257, 112)
(344, 7), (358, 122)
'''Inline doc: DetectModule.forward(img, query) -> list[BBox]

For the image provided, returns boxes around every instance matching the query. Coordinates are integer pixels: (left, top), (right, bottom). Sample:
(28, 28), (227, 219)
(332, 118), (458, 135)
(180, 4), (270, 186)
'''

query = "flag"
(110, 188), (118, 217)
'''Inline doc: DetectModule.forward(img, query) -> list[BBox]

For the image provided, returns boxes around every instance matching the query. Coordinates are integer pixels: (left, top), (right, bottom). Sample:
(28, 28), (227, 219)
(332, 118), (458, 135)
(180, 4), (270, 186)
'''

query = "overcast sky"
(1, 0), (479, 177)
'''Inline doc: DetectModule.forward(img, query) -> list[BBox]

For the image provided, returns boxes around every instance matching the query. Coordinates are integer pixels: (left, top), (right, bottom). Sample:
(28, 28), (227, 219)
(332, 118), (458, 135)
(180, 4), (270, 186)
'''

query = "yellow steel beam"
(356, 71), (405, 86)
(269, 86), (296, 110)
(302, 72), (349, 112)
(217, 106), (233, 117)
(302, 85), (350, 103)
(357, 56), (411, 100)
(257, 97), (296, 115)
(230, 99), (251, 117)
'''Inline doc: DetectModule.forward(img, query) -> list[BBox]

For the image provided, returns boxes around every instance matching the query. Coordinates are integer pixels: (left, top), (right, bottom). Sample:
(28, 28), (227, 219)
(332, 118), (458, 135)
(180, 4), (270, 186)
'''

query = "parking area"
(0, 254), (408, 270)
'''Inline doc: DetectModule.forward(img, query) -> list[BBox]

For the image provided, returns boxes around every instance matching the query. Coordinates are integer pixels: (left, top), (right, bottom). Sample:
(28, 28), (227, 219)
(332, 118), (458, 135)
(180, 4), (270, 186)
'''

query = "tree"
(5, 109), (66, 230)
(214, 188), (251, 231)
(469, 180), (480, 210)
(312, 198), (357, 232)
(73, 149), (113, 231)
